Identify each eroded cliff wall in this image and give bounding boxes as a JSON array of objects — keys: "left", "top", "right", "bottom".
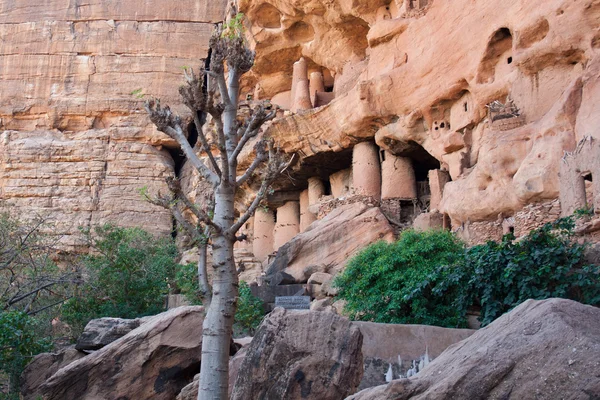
[
  {"left": 0, "top": 1, "right": 226, "bottom": 249},
  {"left": 240, "top": 0, "right": 600, "bottom": 234}
]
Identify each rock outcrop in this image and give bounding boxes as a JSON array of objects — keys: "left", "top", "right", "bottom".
[
  {"left": 37, "top": 306, "right": 204, "bottom": 400},
  {"left": 75, "top": 315, "right": 151, "bottom": 351},
  {"left": 266, "top": 203, "right": 394, "bottom": 283},
  {"left": 231, "top": 308, "right": 364, "bottom": 400},
  {"left": 354, "top": 322, "right": 475, "bottom": 390},
  {"left": 20, "top": 347, "right": 86, "bottom": 400},
  {"left": 177, "top": 343, "right": 250, "bottom": 400},
  {"left": 238, "top": 0, "right": 600, "bottom": 244},
  {"left": 347, "top": 298, "right": 600, "bottom": 400}
]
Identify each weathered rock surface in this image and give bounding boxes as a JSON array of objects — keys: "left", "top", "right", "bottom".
[
  {"left": 231, "top": 308, "right": 364, "bottom": 400},
  {"left": 347, "top": 298, "right": 600, "bottom": 400},
  {"left": 0, "top": 1, "right": 227, "bottom": 250},
  {"left": 240, "top": 0, "right": 600, "bottom": 229},
  {"left": 266, "top": 203, "right": 394, "bottom": 283},
  {"left": 353, "top": 322, "right": 475, "bottom": 390},
  {"left": 20, "top": 347, "right": 85, "bottom": 400},
  {"left": 75, "top": 315, "right": 151, "bottom": 351},
  {"left": 177, "top": 344, "right": 250, "bottom": 400},
  {"left": 37, "top": 306, "right": 204, "bottom": 400}
]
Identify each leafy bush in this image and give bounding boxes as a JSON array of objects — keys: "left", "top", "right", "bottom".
[
  {"left": 174, "top": 261, "right": 202, "bottom": 305},
  {"left": 61, "top": 225, "right": 179, "bottom": 337},
  {"left": 430, "top": 217, "right": 600, "bottom": 326},
  {"left": 336, "top": 217, "right": 600, "bottom": 329},
  {"left": 234, "top": 282, "right": 265, "bottom": 335},
  {"left": 0, "top": 311, "right": 51, "bottom": 397},
  {"left": 334, "top": 229, "right": 466, "bottom": 327}
]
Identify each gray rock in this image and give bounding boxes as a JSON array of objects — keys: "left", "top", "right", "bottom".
[
  {"left": 75, "top": 316, "right": 150, "bottom": 351},
  {"left": 231, "top": 308, "right": 364, "bottom": 400},
  {"left": 20, "top": 347, "right": 86, "bottom": 399},
  {"left": 347, "top": 299, "right": 600, "bottom": 399},
  {"left": 38, "top": 306, "right": 204, "bottom": 400}
]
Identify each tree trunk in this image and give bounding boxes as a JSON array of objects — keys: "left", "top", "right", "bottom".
[
  {"left": 197, "top": 240, "right": 211, "bottom": 307},
  {"left": 198, "top": 187, "right": 238, "bottom": 400}
]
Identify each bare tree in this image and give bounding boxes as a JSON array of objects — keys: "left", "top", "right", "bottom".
[
  {"left": 145, "top": 18, "right": 289, "bottom": 399},
  {"left": 0, "top": 209, "right": 79, "bottom": 315}
]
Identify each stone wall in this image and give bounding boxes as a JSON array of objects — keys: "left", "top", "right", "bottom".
[{"left": 456, "top": 199, "right": 562, "bottom": 245}]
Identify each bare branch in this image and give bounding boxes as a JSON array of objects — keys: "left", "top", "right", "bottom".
[
  {"left": 229, "top": 141, "right": 293, "bottom": 236},
  {"left": 193, "top": 113, "right": 222, "bottom": 177},
  {"left": 228, "top": 175, "right": 271, "bottom": 237},
  {"left": 235, "top": 141, "right": 268, "bottom": 187},
  {"left": 145, "top": 99, "right": 219, "bottom": 187},
  {"left": 229, "top": 106, "right": 276, "bottom": 165}
]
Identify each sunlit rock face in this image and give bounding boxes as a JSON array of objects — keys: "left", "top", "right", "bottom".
[
  {"left": 3, "top": 0, "right": 600, "bottom": 252},
  {"left": 0, "top": 1, "right": 227, "bottom": 249},
  {"left": 240, "top": 0, "right": 600, "bottom": 228}
]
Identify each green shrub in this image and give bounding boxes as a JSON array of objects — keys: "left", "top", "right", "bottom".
[
  {"left": 334, "top": 218, "right": 600, "bottom": 328},
  {"left": 0, "top": 311, "right": 51, "bottom": 397},
  {"left": 61, "top": 225, "right": 179, "bottom": 337},
  {"left": 234, "top": 282, "right": 265, "bottom": 335},
  {"left": 174, "top": 261, "right": 202, "bottom": 305},
  {"left": 437, "top": 217, "right": 600, "bottom": 326},
  {"left": 334, "top": 229, "right": 466, "bottom": 327}
]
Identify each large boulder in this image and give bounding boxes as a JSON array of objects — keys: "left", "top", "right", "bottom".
[
  {"left": 354, "top": 321, "right": 475, "bottom": 390},
  {"left": 20, "top": 347, "right": 86, "bottom": 399},
  {"left": 75, "top": 316, "right": 151, "bottom": 351},
  {"left": 266, "top": 203, "right": 394, "bottom": 283},
  {"left": 347, "top": 299, "right": 600, "bottom": 400},
  {"left": 231, "top": 308, "right": 364, "bottom": 400},
  {"left": 37, "top": 306, "right": 204, "bottom": 400},
  {"left": 176, "top": 344, "right": 250, "bottom": 400}
]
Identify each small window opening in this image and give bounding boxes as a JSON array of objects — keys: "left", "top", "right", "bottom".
[
  {"left": 440, "top": 122, "right": 445, "bottom": 129},
  {"left": 584, "top": 173, "right": 593, "bottom": 182},
  {"left": 464, "top": 102, "right": 468, "bottom": 112},
  {"left": 380, "top": 149, "right": 386, "bottom": 163},
  {"left": 509, "top": 226, "right": 515, "bottom": 234},
  {"left": 507, "top": 56, "right": 513, "bottom": 64},
  {"left": 323, "top": 180, "right": 332, "bottom": 196},
  {"left": 324, "top": 85, "right": 334, "bottom": 93}
]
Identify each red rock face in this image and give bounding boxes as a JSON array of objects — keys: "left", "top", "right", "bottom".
[
  {"left": 0, "top": 1, "right": 227, "bottom": 250},
  {"left": 2, "top": 0, "right": 600, "bottom": 251},
  {"left": 239, "top": 0, "right": 600, "bottom": 230}
]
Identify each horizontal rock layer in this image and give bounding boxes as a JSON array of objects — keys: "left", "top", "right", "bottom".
[{"left": 0, "top": 1, "right": 227, "bottom": 249}]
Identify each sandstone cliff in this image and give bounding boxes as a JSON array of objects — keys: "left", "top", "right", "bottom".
[
  {"left": 0, "top": 1, "right": 227, "bottom": 249},
  {"left": 2, "top": 0, "right": 600, "bottom": 252},
  {"left": 238, "top": 0, "right": 600, "bottom": 243}
]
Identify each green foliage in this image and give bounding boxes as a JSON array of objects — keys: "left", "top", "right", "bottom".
[
  {"left": 334, "top": 230, "right": 466, "bottom": 327},
  {"left": 234, "top": 282, "right": 264, "bottom": 335},
  {"left": 221, "top": 13, "right": 245, "bottom": 39},
  {"left": 175, "top": 262, "right": 203, "bottom": 305},
  {"left": 438, "top": 217, "right": 600, "bottom": 326},
  {"left": 0, "top": 311, "right": 51, "bottom": 396},
  {"left": 61, "top": 225, "right": 178, "bottom": 337},
  {"left": 574, "top": 206, "right": 594, "bottom": 217},
  {"left": 335, "top": 218, "right": 600, "bottom": 328},
  {"left": 129, "top": 88, "right": 146, "bottom": 99}
]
